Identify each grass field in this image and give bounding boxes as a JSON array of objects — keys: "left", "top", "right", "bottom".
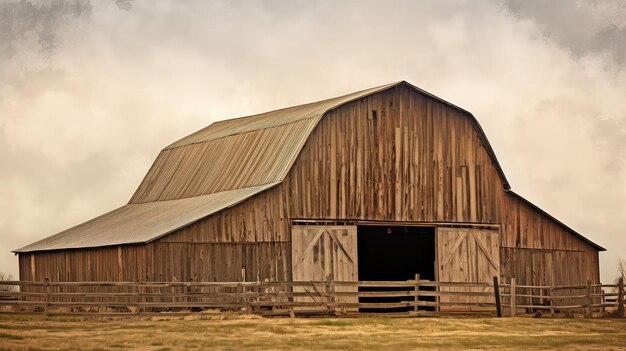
[{"left": 0, "top": 314, "right": 625, "bottom": 350}]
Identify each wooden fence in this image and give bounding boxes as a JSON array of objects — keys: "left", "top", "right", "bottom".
[
  {"left": 499, "top": 277, "right": 625, "bottom": 318},
  {"left": 0, "top": 278, "right": 623, "bottom": 318}
]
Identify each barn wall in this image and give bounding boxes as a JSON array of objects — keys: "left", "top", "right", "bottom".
[
  {"left": 144, "top": 242, "right": 290, "bottom": 282},
  {"left": 500, "top": 247, "right": 599, "bottom": 287},
  {"left": 285, "top": 85, "right": 502, "bottom": 223},
  {"left": 18, "top": 245, "right": 146, "bottom": 282},
  {"left": 148, "top": 185, "right": 291, "bottom": 282},
  {"left": 499, "top": 192, "right": 601, "bottom": 284}
]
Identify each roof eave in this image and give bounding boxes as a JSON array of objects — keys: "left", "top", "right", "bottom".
[{"left": 14, "top": 182, "right": 282, "bottom": 253}]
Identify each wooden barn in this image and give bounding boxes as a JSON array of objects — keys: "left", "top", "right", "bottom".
[{"left": 15, "top": 81, "right": 604, "bottom": 293}]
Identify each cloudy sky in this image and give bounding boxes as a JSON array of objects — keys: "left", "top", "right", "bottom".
[{"left": 1, "top": 0, "right": 624, "bottom": 282}]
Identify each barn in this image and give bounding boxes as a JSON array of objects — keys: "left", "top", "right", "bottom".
[{"left": 15, "top": 81, "right": 604, "bottom": 293}]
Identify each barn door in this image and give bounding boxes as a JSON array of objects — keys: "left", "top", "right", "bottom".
[
  {"left": 291, "top": 225, "right": 358, "bottom": 309},
  {"left": 437, "top": 227, "right": 500, "bottom": 311}
]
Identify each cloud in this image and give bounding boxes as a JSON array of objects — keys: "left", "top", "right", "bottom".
[
  {"left": 0, "top": 0, "right": 92, "bottom": 59},
  {"left": 115, "top": 0, "right": 132, "bottom": 11},
  {"left": 1, "top": 0, "right": 624, "bottom": 283},
  {"left": 500, "top": 0, "right": 626, "bottom": 65}
]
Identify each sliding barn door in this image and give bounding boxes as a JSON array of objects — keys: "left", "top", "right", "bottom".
[
  {"left": 437, "top": 227, "right": 500, "bottom": 311},
  {"left": 291, "top": 225, "right": 358, "bottom": 309}
]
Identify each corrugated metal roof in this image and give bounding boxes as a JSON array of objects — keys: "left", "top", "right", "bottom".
[
  {"left": 14, "top": 183, "right": 279, "bottom": 253},
  {"left": 129, "top": 82, "right": 401, "bottom": 203},
  {"left": 130, "top": 118, "right": 320, "bottom": 203}
]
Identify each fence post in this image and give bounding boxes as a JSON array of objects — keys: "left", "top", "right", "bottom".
[
  {"left": 134, "top": 280, "right": 140, "bottom": 316},
  {"left": 493, "top": 276, "right": 502, "bottom": 318},
  {"left": 414, "top": 274, "right": 420, "bottom": 314},
  {"left": 187, "top": 277, "right": 192, "bottom": 308},
  {"left": 329, "top": 280, "right": 336, "bottom": 315},
  {"left": 44, "top": 278, "right": 50, "bottom": 317},
  {"left": 585, "top": 280, "right": 592, "bottom": 317},
  {"left": 510, "top": 278, "right": 516, "bottom": 317},
  {"left": 600, "top": 289, "right": 606, "bottom": 314},
  {"left": 549, "top": 282, "right": 555, "bottom": 317},
  {"left": 618, "top": 278, "right": 624, "bottom": 318},
  {"left": 323, "top": 280, "right": 334, "bottom": 315},
  {"left": 240, "top": 269, "right": 249, "bottom": 313}
]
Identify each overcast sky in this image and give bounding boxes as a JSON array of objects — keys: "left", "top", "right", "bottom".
[{"left": 1, "top": 0, "right": 624, "bottom": 283}]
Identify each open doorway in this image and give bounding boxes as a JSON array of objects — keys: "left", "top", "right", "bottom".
[{"left": 357, "top": 225, "right": 436, "bottom": 312}]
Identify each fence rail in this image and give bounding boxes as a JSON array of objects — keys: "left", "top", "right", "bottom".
[
  {"left": 498, "top": 277, "right": 625, "bottom": 317},
  {"left": 0, "top": 277, "right": 623, "bottom": 318}
]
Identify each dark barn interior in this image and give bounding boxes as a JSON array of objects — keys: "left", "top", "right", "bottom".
[{"left": 358, "top": 226, "right": 436, "bottom": 312}]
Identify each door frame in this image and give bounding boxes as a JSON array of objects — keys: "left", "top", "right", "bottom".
[{"left": 290, "top": 220, "right": 501, "bottom": 284}]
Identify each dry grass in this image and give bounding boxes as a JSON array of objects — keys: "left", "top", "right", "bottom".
[{"left": 0, "top": 314, "right": 625, "bottom": 350}]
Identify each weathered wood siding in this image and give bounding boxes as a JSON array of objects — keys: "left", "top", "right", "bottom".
[
  {"left": 285, "top": 86, "right": 502, "bottom": 223},
  {"left": 19, "top": 242, "right": 289, "bottom": 283},
  {"left": 19, "top": 85, "right": 600, "bottom": 285},
  {"left": 499, "top": 192, "right": 600, "bottom": 284},
  {"left": 500, "top": 247, "right": 599, "bottom": 287},
  {"left": 145, "top": 242, "right": 289, "bottom": 282},
  {"left": 19, "top": 245, "right": 146, "bottom": 282},
  {"left": 500, "top": 192, "right": 594, "bottom": 252}
]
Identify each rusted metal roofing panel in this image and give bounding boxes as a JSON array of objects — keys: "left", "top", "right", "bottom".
[{"left": 14, "top": 183, "right": 279, "bottom": 253}]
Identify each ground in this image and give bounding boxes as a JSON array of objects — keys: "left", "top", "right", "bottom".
[{"left": 0, "top": 314, "right": 626, "bottom": 350}]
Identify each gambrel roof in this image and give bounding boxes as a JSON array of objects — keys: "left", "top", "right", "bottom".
[{"left": 18, "top": 81, "right": 601, "bottom": 253}]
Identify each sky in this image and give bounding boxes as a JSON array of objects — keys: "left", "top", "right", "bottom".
[{"left": 1, "top": 0, "right": 625, "bottom": 283}]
